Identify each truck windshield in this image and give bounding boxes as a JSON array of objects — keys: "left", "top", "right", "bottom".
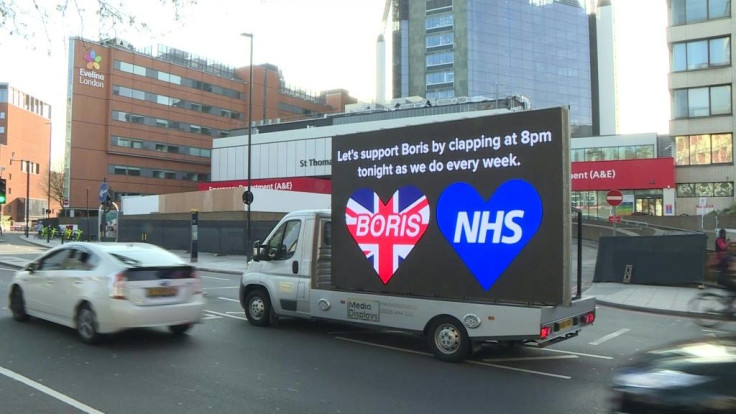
[{"left": 266, "top": 219, "right": 301, "bottom": 260}]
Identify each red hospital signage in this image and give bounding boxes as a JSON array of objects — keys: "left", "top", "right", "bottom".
[
  {"left": 571, "top": 158, "right": 674, "bottom": 191},
  {"left": 198, "top": 177, "right": 332, "bottom": 193}
]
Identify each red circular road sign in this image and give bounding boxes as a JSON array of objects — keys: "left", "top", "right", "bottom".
[{"left": 606, "top": 189, "right": 623, "bottom": 207}]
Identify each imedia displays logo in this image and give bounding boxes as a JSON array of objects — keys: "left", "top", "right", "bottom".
[{"left": 79, "top": 49, "right": 105, "bottom": 88}]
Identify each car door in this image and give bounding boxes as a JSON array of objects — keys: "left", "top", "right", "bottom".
[
  {"left": 259, "top": 218, "right": 307, "bottom": 314},
  {"left": 55, "top": 247, "right": 98, "bottom": 323},
  {"left": 24, "top": 249, "right": 72, "bottom": 317}
]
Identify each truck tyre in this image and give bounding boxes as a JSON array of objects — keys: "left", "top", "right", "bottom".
[
  {"left": 427, "top": 316, "right": 472, "bottom": 362},
  {"left": 245, "top": 289, "right": 272, "bottom": 327}
]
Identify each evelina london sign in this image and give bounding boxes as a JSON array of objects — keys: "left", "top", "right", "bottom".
[{"left": 79, "top": 49, "right": 105, "bottom": 88}]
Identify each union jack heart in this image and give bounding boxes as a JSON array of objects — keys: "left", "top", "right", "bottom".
[{"left": 345, "top": 186, "right": 430, "bottom": 284}]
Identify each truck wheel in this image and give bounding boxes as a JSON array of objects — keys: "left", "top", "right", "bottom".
[
  {"left": 427, "top": 316, "right": 471, "bottom": 362},
  {"left": 244, "top": 289, "right": 272, "bottom": 327}
]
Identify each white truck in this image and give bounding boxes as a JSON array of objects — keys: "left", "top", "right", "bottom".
[
  {"left": 239, "top": 107, "right": 596, "bottom": 362},
  {"left": 240, "top": 209, "right": 595, "bottom": 362}
]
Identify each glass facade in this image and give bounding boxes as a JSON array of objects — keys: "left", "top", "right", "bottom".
[
  {"left": 674, "top": 133, "right": 733, "bottom": 165},
  {"left": 114, "top": 60, "right": 242, "bottom": 99},
  {"left": 465, "top": 0, "right": 592, "bottom": 128},
  {"left": 673, "top": 85, "right": 732, "bottom": 118},
  {"left": 672, "top": 36, "right": 731, "bottom": 71},
  {"left": 113, "top": 85, "right": 243, "bottom": 120},
  {"left": 572, "top": 189, "right": 666, "bottom": 219},
  {"left": 670, "top": 0, "right": 730, "bottom": 25}
]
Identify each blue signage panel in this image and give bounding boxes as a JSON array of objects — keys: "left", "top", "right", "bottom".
[{"left": 99, "top": 182, "right": 109, "bottom": 203}]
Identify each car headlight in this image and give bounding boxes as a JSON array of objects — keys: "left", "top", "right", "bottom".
[{"left": 614, "top": 369, "right": 711, "bottom": 389}]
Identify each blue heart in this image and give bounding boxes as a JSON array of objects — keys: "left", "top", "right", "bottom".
[{"left": 436, "top": 180, "right": 543, "bottom": 290}]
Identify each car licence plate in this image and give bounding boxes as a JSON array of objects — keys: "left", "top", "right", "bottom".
[
  {"left": 147, "top": 287, "right": 177, "bottom": 297},
  {"left": 557, "top": 318, "right": 572, "bottom": 331}
]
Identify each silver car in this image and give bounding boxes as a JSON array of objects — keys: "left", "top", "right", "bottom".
[{"left": 8, "top": 242, "right": 205, "bottom": 343}]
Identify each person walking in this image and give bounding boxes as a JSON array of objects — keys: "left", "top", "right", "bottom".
[{"left": 715, "top": 229, "right": 736, "bottom": 292}]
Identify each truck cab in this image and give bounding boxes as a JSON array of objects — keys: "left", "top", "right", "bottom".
[{"left": 241, "top": 210, "right": 330, "bottom": 322}]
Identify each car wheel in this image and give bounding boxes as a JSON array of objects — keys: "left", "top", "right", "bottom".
[
  {"left": 244, "top": 289, "right": 272, "bottom": 327},
  {"left": 427, "top": 316, "right": 472, "bottom": 362},
  {"left": 9, "top": 286, "right": 30, "bottom": 322},
  {"left": 76, "top": 304, "right": 101, "bottom": 344},
  {"left": 688, "top": 293, "right": 726, "bottom": 328},
  {"left": 168, "top": 323, "right": 193, "bottom": 335}
]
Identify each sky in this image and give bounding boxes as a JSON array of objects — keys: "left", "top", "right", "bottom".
[{"left": 0, "top": 0, "right": 668, "bottom": 164}]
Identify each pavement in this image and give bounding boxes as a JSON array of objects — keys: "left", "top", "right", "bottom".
[{"left": 1, "top": 233, "right": 710, "bottom": 318}]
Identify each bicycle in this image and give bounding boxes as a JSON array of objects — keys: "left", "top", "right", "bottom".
[{"left": 688, "top": 283, "right": 736, "bottom": 327}]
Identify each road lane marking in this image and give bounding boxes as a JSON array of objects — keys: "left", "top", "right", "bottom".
[
  {"left": 466, "top": 360, "right": 571, "bottom": 379},
  {"left": 336, "top": 337, "right": 571, "bottom": 379},
  {"left": 702, "top": 328, "right": 729, "bottom": 334},
  {"left": 482, "top": 355, "right": 578, "bottom": 362},
  {"left": 528, "top": 347, "right": 614, "bottom": 360},
  {"left": 226, "top": 311, "right": 245, "bottom": 314},
  {"left": 327, "top": 329, "right": 407, "bottom": 335},
  {"left": 200, "top": 276, "right": 230, "bottom": 281},
  {"left": 202, "top": 313, "right": 223, "bottom": 320},
  {"left": 205, "top": 309, "right": 247, "bottom": 321},
  {"left": 0, "top": 365, "right": 104, "bottom": 414},
  {"left": 335, "top": 336, "right": 431, "bottom": 357},
  {"left": 217, "top": 297, "right": 240, "bottom": 303},
  {"left": 589, "top": 328, "right": 630, "bottom": 346}
]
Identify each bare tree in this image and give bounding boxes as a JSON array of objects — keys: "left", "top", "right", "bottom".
[
  {"left": 40, "top": 166, "right": 65, "bottom": 216},
  {"left": 1, "top": 0, "right": 195, "bottom": 45}
]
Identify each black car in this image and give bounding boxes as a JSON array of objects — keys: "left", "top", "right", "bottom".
[{"left": 612, "top": 335, "right": 736, "bottom": 413}]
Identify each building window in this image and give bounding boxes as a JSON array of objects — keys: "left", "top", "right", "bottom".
[
  {"left": 426, "top": 33, "right": 453, "bottom": 48},
  {"left": 114, "top": 60, "right": 241, "bottom": 99},
  {"left": 0, "top": 111, "right": 5, "bottom": 119},
  {"left": 570, "top": 145, "right": 654, "bottom": 161},
  {"left": 671, "top": 0, "right": 730, "bottom": 25},
  {"left": 426, "top": 0, "right": 452, "bottom": 13},
  {"left": 426, "top": 51, "right": 454, "bottom": 67},
  {"left": 0, "top": 126, "right": 4, "bottom": 134},
  {"left": 426, "top": 70, "right": 454, "bottom": 86},
  {"left": 672, "top": 37, "right": 731, "bottom": 71},
  {"left": 111, "top": 111, "right": 227, "bottom": 138},
  {"left": 426, "top": 14, "right": 453, "bottom": 31},
  {"left": 426, "top": 89, "right": 455, "bottom": 99},
  {"left": 674, "top": 133, "right": 733, "bottom": 166},
  {"left": 113, "top": 84, "right": 243, "bottom": 119},
  {"left": 673, "top": 85, "right": 732, "bottom": 118},
  {"left": 677, "top": 181, "right": 733, "bottom": 197}
]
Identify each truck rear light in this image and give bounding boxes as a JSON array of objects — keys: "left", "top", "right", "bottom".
[
  {"left": 111, "top": 273, "right": 126, "bottom": 299},
  {"left": 192, "top": 271, "right": 203, "bottom": 294},
  {"left": 582, "top": 312, "right": 595, "bottom": 324},
  {"left": 540, "top": 325, "right": 551, "bottom": 339}
]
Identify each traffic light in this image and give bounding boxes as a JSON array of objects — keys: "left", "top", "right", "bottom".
[{"left": 0, "top": 178, "right": 6, "bottom": 204}]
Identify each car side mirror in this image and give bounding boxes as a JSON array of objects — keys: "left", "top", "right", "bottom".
[
  {"left": 26, "top": 262, "right": 38, "bottom": 273},
  {"left": 252, "top": 240, "right": 266, "bottom": 262}
]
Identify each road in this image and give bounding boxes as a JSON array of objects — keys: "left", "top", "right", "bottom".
[{"left": 0, "top": 236, "right": 733, "bottom": 413}]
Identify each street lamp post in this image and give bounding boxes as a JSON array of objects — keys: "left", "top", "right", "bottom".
[
  {"left": 10, "top": 152, "right": 31, "bottom": 238},
  {"left": 241, "top": 32, "right": 254, "bottom": 254},
  {"left": 46, "top": 122, "right": 52, "bottom": 218},
  {"left": 86, "top": 188, "right": 90, "bottom": 242}
]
